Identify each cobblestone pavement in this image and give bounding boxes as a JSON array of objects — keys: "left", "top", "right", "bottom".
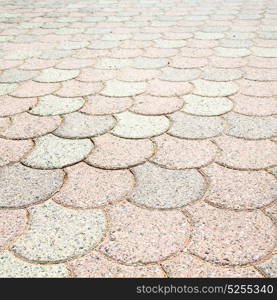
[{"left": 0, "top": 0, "right": 277, "bottom": 278}]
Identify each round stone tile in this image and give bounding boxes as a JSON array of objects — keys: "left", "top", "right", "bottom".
[
  {"left": 0, "top": 163, "right": 64, "bottom": 208},
  {"left": 186, "top": 202, "right": 276, "bottom": 265},
  {"left": 12, "top": 201, "right": 106, "bottom": 263},
  {"left": 130, "top": 162, "right": 205, "bottom": 209},
  {"left": 203, "top": 163, "right": 277, "bottom": 210},
  {"left": 238, "top": 79, "right": 277, "bottom": 97},
  {"left": 34, "top": 68, "right": 79, "bottom": 83},
  {"left": 0, "top": 138, "right": 33, "bottom": 166},
  {"left": 98, "top": 201, "right": 190, "bottom": 264},
  {"left": 69, "top": 251, "right": 164, "bottom": 278},
  {"left": 117, "top": 68, "right": 161, "bottom": 82},
  {"left": 30, "top": 95, "right": 85, "bottom": 116},
  {"left": 22, "top": 134, "right": 93, "bottom": 169},
  {"left": 225, "top": 112, "right": 277, "bottom": 139},
  {"left": 100, "top": 80, "right": 145, "bottom": 97},
  {"left": 0, "top": 69, "right": 39, "bottom": 83},
  {"left": 77, "top": 68, "right": 116, "bottom": 82},
  {"left": 151, "top": 134, "right": 218, "bottom": 169},
  {"left": 161, "top": 251, "right": 262, "bottom": 278},
  {"left": 80, "top": 95, "right": 133, "bottom": 115},
  {"left": 159, "top": 67, "right": 201, "bottom": 81},
  {"left": 168, "top": 112, "right": 225, "bottom": 139},
  {"left": 56, "top": 80, "right": 103, "bottom": 97},
  {"left": 193, "top": 79, "right": 238, "bottom": 97},
  {"left": 201, "top": 67, "right": 243, "bottom": 81},
  {"left": 0, "top": 251, "right": 69, "bottom": 278},
  {"left": 215, "top": 136, "right": 277, "bottom": 170},
  {"left": 54, "top": 112, "right": 115, "bottom": 138},
  {"left": 182, "top": 95, "right": 233, "bottom": 116},
  {"left": 111, "top": 111, "right": 170, "bottom": 139},
  {"left": 146, "top": 79, "right": 192, "bottom": 97},
  {"left": 86, "top": 134, "right": 154, "bottom": 169},
  {"left": 0, "top": 96, "right": 37, "bottom": 117},
  {"left": 0, "top": 112, "right": 61, "bottom": 139},
  {"left": 53, "top": 162, "right": 134, "bottom": 208},
  {"left": 0, "top": 83, "right": 17, "bottom": 96},
  {"left": 131, "top": 95, "right": 183, "bottom": 115}
]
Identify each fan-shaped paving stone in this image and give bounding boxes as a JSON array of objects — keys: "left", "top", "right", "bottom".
[
  {"left": 215, "top": 136, "right": 277, "bottom": 170},
  {"left": 55, "top": 58, "right": 94, "bottom": 70},
  {"left": 225, "top": 112, "right": 277, "bottom": 139},
  {"left": 168, "top": 112, "right": 224, "bottom": 139},
  {"left": 112, "top": 112, "right": 169, "bottom": 139},
  {"left": 0, "top": 83, "right": 17, "bottom": 96},
  {"left": 0, "top": 69, "right": 39, "bottom": 83},
  {"left": 34, "top": 68, "right": 79, "bottom": 83},
  {"left": 38, "top": 49, "right": 73, "bottom": 60},
  {"left": 0, "top": 163, "right": 64, "bottom": 208},
  {"left": 182, "top": 95, "right": 233, "bottom": 116},
  {"left": 88, "top": 40, "right": 119, "bottom": 49},
  {"left": 86, "top": 134, "right": 153, "bottom": 169},
  {"left": 0, "top": 96, "right": 37, "bottom": 117},
  {"left": 0, "top": 112, "right": 61, "bottom": 139},
  {"left": 132, "top": 57, "right": 168, "bottom": 69},
  {"left": 77, "top": 69, "right": 116, "bottom": 82},
  {"left": 231, "top": 94, "right": 277, "bottom": 116},
  {"left": 215, "top": 47, "right": 251, "bottom": 57},
  {"left": 95, "top": 58, "right": 131, "bottom": 70},
  {"left": 201, "top": 68, "right": 243, "bottom": 81},
  {"left": 169, "top": 57, "right": 208, "bottom": 68},
  {"left": 143, "top": 48, "right": 178, "bottom": 58},
  {"left": 0, "top": 209, "right": 26, "bottom": 250},
  {"left": 193, "top": 80, "right": 238, "bottom": 97},
  {"left": 186, "top": 202, "right": 276, "bottom": 265},
  {"left": 53, "top": 162, "right": 133, "bottom": 208},
  {"left": 131, "top": 95, "right": 183, "bottom": 115},
  {"left": 130, "top": 162, "right": 205, "bottom": 209},
  {"left": 238, "top": 79, "right": 277, "bottom": 97},
  {"left": 55, "top": 80, "right": 102, "bottom": 97},
  {"left": 151, "top": 134, "right": 217, "bottom": 169},
  {"left": 117, "top": 68, "right": 161, "bottom": 82},
  {"left": 19, "top": 58, "right": 59, "bottom": 70},
  {"left": 80, "top": 95, "right": 132, "bottom": 115},
  {"left": 242, "top": 67, "right": 277, "bottom": 81},
  {"left": 22, "top": 134, "right": 93, "bottom": 169},
  {"left": 10, "top": 81, "right": 60, "bottom": 97},
  {"left": 0, "top": 251, "right": 69, "bottom": 278},
  {"left": 154, "top": 39, "right": 187, "bottom": 48},
  {"left": 209, "top": 57, "right": 247, "bottom": 68},
  {"left": 159, "top": 67, "right": 201, "bottom": 81},
  {"left": 257, "top": 256, "right": 277, "bottom": 278},
  {"left": 12, "top": 201, "right": 106, "bottom": 263},
  {"left": 69, "top": 251, "right": 164, "bottom": 278},
  {"left": 247, "top": 56, "right": 277, "bottom": 68},
  {"left": 101, "top": 80, "right": 145, "bottom": 97},
  {"left": 98, "top": 201, "right": 190, "bottom": 264},
  {"left": 0, "top": 59, "right": 23, "bottom": 70},
  {"left": 0, "top": 138, "right": 33, "bottom": 166},
  {"left": 251, "top": 47, "right": 277, "bottom": 57},
  {"left": 203, "top": 164, "right": 277, "bottom": 210},
  {"left": 146, "top": 79, "right": 192, "bottom": 97},
  {"left": 161, "top": 252, "right": 262, "bottom": 278},
  {"left": 30, "top": 95, "right": 85, "bottom": 116},
  {"left": 54, "top": 112, "right": 115, "bottom": 138}
]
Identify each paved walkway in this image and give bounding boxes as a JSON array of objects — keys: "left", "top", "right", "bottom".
[{"left": 0, "top": 0, "right": 277, "bottom": 278}]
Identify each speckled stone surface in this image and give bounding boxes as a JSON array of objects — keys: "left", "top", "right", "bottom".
[
  {"left": 22, "top": 134, "right": 93, "bottom": 169},
  {"left": 0, "top": 251, "right": 69, "bottom": 278},
  {"left": 98, "top": 201, "right": 190, "bottom": 264},
  {"left": 1, "top": 0, "right": 277, "bottom": 278},
  {"left": 68, "top": 251, "right": 164, "bottom": 278},
  {"left": 186, "top": 202, "right": 276, "bottom": 265},
  {"left": 12, "top": 201, "right": 106, "bottom": 263},
  {"left": 0, "top": 163, "right": 64, "bottom": 208},
  {"left": 130, "top": 162, "right": 205, "bottom": 209},
  {"left": 54, "top": 112, "right": 115, "bottom": 138},
  {"left": 53, "top": 162, "right": 134, "bottom": 208}
]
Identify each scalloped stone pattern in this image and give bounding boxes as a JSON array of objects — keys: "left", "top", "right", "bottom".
[{"left": 1, "top": 0, "right": 277, "bottom": 278}]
